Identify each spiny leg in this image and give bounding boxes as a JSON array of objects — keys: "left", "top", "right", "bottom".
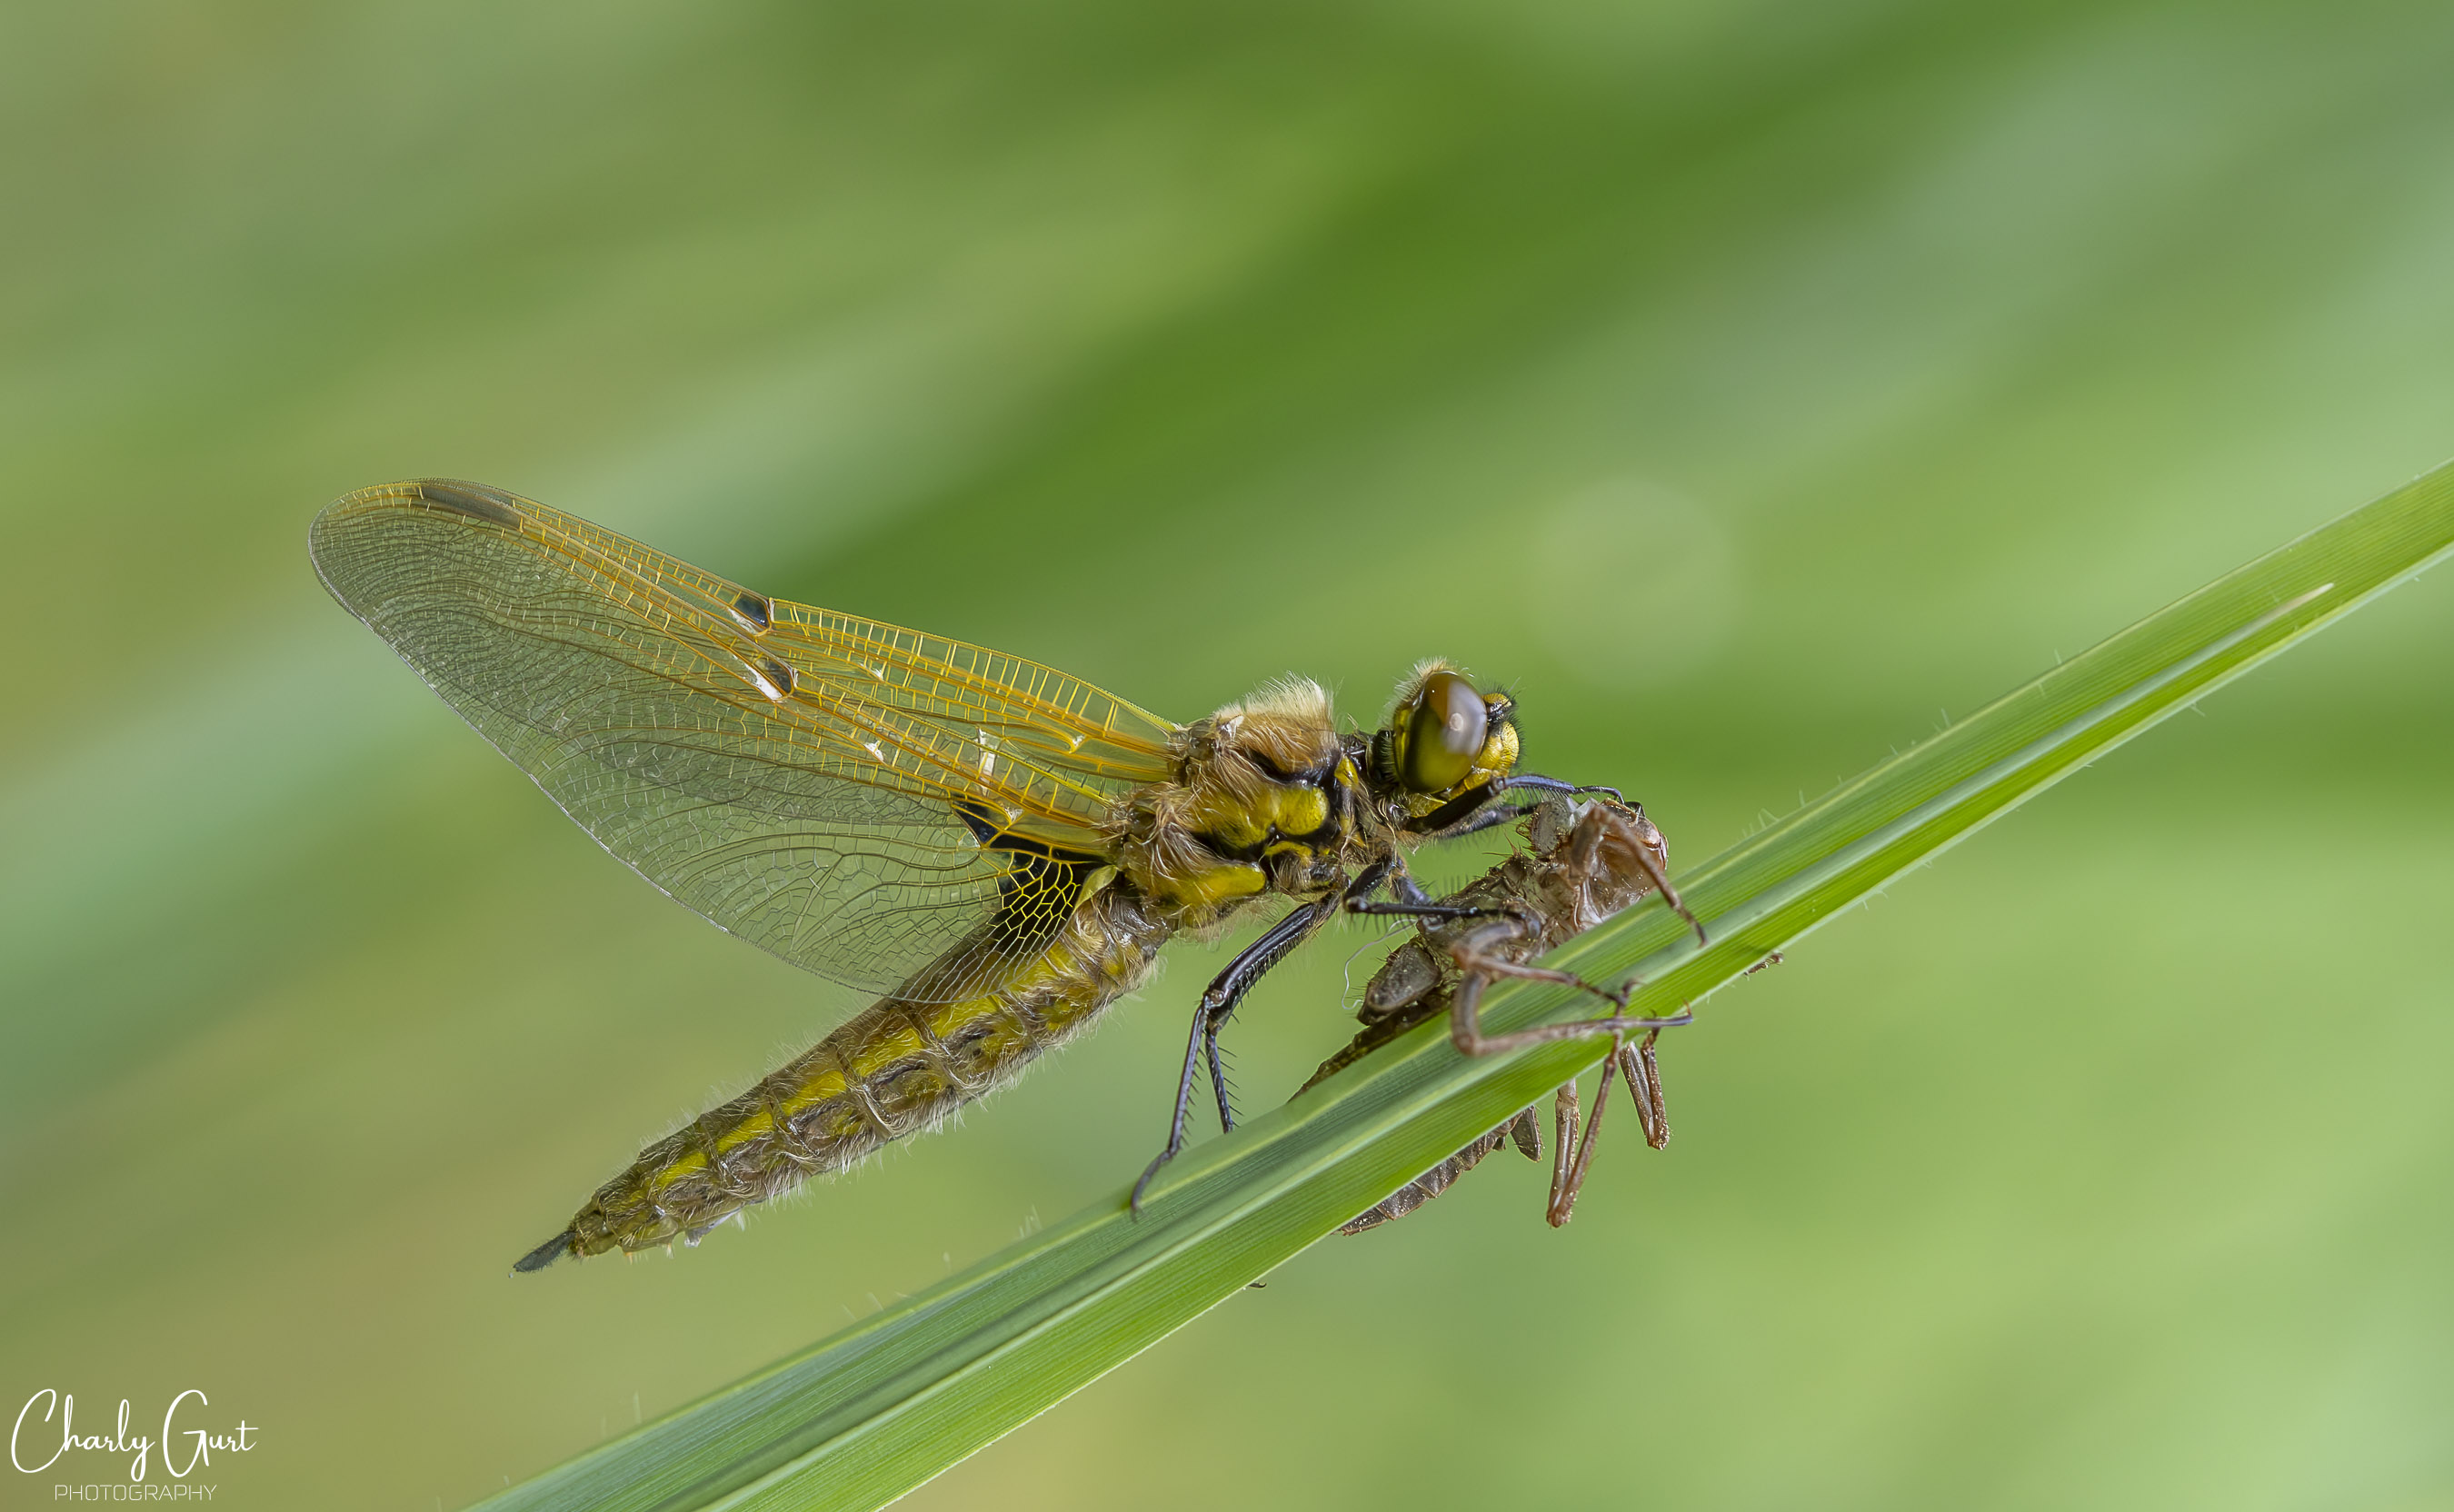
[
  {"left": 1202, "top": 1018, "right": 1235, "bottom": 1136},
  {"left": 1132, "top": 891, "right": 1341, "bottom": 1214},
  {"left": 1416, "top": 798, "right": 1542, "bottom": 843},
  {"left": 1198, "top": 888, "right": 1357, "bottom": 1135},
  {"left": 1405, "top": 773, "right": 1621, "bottom": 840},
  {"left": 1349, "top": 896, "right": 1519, "bottom": 926},
  {"left": 1346, "top": 860, "right": 1517, "bottom": 926},
  {"left": 1138, "top": 1007, "right": 1216, "bottom": 1214}
]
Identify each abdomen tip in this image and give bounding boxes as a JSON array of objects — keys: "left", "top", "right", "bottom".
[{"left": 512, "top": 1229, "right": 575, "bottom": 1274}]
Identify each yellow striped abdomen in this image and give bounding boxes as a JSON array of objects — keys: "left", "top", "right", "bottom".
[{"left": 551, "top": 881, "right": 1170, "bottom": 1263}]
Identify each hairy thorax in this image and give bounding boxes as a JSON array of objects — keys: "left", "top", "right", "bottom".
[{"left": 1108, "top": 678, "right": 1388, "bottom": 934}]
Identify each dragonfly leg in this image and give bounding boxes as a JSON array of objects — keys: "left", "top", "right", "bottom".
[
  {"left": 1350, "top": 851, "right": 1517, "bottom": 925},
  {"left": 1203, "top": 1022, "right": 1235, "bottom": 1136},
  {"left": 1485, "top": 772, "right": 1625, "bottom": 804},
  {"left": 1406, "top": 771, "right": 1630, "bottom": 838},
  {"left": 1348, "top": 858, "right": 1514, "bottom": 921},
  {"left": 1417, "top": 799, "right": 1544, "bottom": 842},
  {"left": 1132, "top": 890, "right": 1342, "bottom": 1215},
  {"left": 1132, "top": 1011, "right": 1214, "bottom": 1215},
  {"left": 1349, "top": 895, "right": 1520, "bottom": 925}
]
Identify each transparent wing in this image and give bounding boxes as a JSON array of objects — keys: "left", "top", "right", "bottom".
[{"left": 309, "top": 479, "right": 1181, "bottom": 1000}]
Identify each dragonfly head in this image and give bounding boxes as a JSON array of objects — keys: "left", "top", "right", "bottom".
[{"left": 1372, "top": 661, "right": 1520, "bottom": 813}]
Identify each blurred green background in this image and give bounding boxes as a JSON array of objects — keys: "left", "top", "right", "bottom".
[{"left": 5, "top": 0, "right": 2452, "bottom": 1507}]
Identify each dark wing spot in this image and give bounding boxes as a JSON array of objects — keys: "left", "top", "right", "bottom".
[
  {"left": 952, "top": 800, "right": 1001, "bottom": 846},
  {"left": 913, "top": 800, "right": 1104, "bottom": 1000},
  {"left": 760, "top": 655, "right": 796, "bottom": 698},
  {"left": 733, "top": 592, "right": 773, "bottom": 632},
  {"left": 414, "top": 480, "right": 523, "bottom": 527}
]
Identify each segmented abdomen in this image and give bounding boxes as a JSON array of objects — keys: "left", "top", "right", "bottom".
[
  {"left": 1338, "top": 1109, "right": 1541, "bottom": 1234},
  {"left": 561, "top": 881, "right": 1168, "bottom": 1260}
]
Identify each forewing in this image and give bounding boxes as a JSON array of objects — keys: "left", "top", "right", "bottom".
[{"left": 309, "top": 479, "right": 1179, "bottom": 1000}]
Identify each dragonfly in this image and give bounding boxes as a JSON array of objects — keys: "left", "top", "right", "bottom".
[
  {"left": 308, "top": 479, "right": 1643, "bottom": 1272},
  {"left": 1292, "top": 793, "right": 1709, "bottom": 1231}
]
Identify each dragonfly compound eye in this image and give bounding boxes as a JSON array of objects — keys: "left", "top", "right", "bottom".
[{"left": 1401, "top": 671, "right": 1490, "bottom": 794}]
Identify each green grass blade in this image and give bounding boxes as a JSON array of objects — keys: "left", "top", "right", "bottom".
[{"left": 474, "top": 460, "right": 2454, "bottom": 1512}]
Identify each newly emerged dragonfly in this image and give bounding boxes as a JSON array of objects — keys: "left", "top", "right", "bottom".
[
  {"left": 308, "top": 480, "right": 1639, "bottom": 1271},
  {"left": 1295, "top": 794, "right": 1705, "bottom": 1232}
]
